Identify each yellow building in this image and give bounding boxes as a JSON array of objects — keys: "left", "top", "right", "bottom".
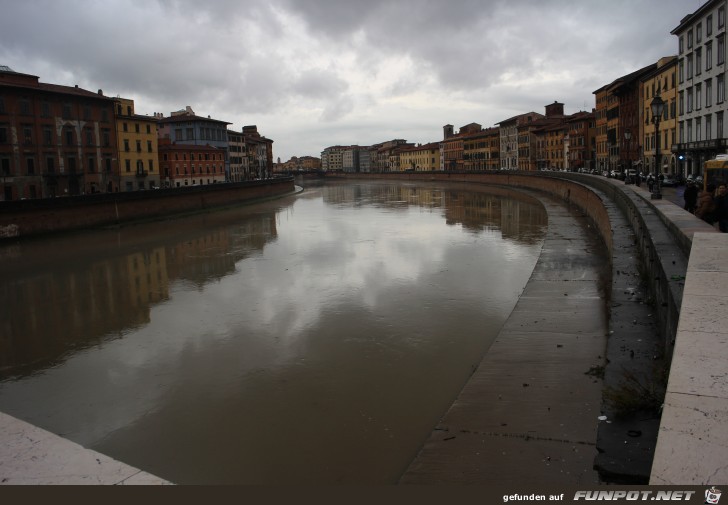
[
  {"left": 115, "top": 98, "right": 160, "bottom": 191},
  {"left": 640, "top": 56, "right": 678, "bottom": 176},
  {"left": 399, "top": 142, "right": 441, "bottom": 171}
]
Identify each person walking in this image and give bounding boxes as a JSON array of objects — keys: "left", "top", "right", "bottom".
[
  {"left": 715, "top": 183, "right": 728, "bottom": 232},
  {"left": 683, "top": 181, "right": 699, "bottom": 214},
  {"left": 695, "top": 183, "right": 717, "bottom": 224}
]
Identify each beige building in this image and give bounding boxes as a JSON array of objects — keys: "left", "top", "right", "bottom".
[{"left": 399, "top": 142, "right": 440, "bottom": 171}]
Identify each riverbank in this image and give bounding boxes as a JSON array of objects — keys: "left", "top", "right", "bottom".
[{"left": 0, "top": 177, "right": 296, "bottom": 240}]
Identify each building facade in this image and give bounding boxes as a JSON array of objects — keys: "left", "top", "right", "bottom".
[
  {"left": 565, "top": 111, "right": 596, "bottom": 172},
  {"left": 321, "top": 146, "right": 345, "bottom": 172},
  {"left": 158, "top": 138, "right": 225, "bottom": 187},
  {"left": 157, "top": 107, "right": 232, "bottom": 180},
  {"left": 0, "top": 66, "right": 118, "bottom": 200},
  {"left": 672, "top": 0, "right": 728, "bottom": 176},
  {"left": 462, "top": 127, "right": 499, "bottom": 171},
  {"left": 640, "top": 57, "right": 679, "bottom": 176},
  {"left": 497, "top": 112, "right": 543, "bottom": 170},
  {"left": 115, "top": 97, "right": 160, "bottom": 191},
  {"left": 399, "top": 142, "right": 440, "bottom": 171}
]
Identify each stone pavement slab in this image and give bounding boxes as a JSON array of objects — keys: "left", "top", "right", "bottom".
[{"left": 0, "top": 412, "right": 170, "bottom": 485}]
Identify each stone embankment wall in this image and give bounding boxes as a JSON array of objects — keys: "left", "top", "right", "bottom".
[{"left": 0, "top": 178, "right": 295, "bottom": 239}]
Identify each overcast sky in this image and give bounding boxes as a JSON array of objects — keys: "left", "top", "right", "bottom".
[{"left": 0, "top": 0, "right": 704, "bottom": 161}]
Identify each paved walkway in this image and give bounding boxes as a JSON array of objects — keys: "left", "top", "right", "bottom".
[
  {"left": 650, "top": 231, "right": 728, "bottom": 484},
  {"left": 0, "top": 412, "right": 170, "bottom": 485},
  {"left": 400, "top": 192, "right": 608, "bottom": 485}
]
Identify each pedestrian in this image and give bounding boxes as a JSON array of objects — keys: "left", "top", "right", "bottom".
[
  {"left": 695, "top": 183, "right": 717, "bottom": 224},
  {"left": 715, "top": 183, "right": 728, "bottom": 233},
  {"left": 683, "top": 181, "right": 699, "bottom": 214},
  {"left": 647, "top": 175, "right": 654, "bottom": 192},
  {"left": 635, "top": 172, "right": 642, "bottom": 187}
]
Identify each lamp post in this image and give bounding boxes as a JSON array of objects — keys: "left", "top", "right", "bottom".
[
  {"left": 650, "top": 95, "right": 665, "bottom": 199},
  {"left": 624, "top": 129, "right": 632, "bottom": 184}
]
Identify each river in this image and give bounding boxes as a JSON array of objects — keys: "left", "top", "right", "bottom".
[{"left": 0, "top": 179, "right": 548, "bottom": 484}]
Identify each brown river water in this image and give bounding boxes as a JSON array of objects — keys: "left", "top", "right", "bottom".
[{"left": 0, "top": 180, "right": 548, "bottom": 484}]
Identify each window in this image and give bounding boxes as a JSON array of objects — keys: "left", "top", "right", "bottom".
[
  {"left": 146, "top": 124, "right": 151, "bottom": 134},
  {"left": 707, "top": 115, "right": 713, "bottom": 140},
  {"left": 719, "top": 74, "right": 725, "bottom": 103},
  {"left": 688, "top": 29, "right": 693, "bottom": 49},
  {"left": 46, "top": 157, "right": 55, "bottom": 173},
  {"left": 718, "top": 112, "right": 724, "bottom": 138},
  {"left": 148, "top": 159, "right": 154, "bottom": 173},
  {"left": 67, "top": 157, "right": 76, "bottom": 173},
  {"left": 102, "top": 129, "right": 110, "bottom": 147},
  {"left": 679, "top": 121, "right": 685, "bottom": 143},
  {"left": 65, "top": 128, "right": 74, "bottom": 146},
  {"left": 680, "top": 36, "right": 684, "bottom": 54},
  {"left": 147, "top": 140, "right": 152, "bottom": 153},
  {"left": 125, "top": 159, "right": 131, "bottom": 172},
  {"left": 679, "top": 59, "right": 685, "bottom": 83},
  {"left": 19, "top": 99, "right": 30, "bottom": 115},
  {"left": 105, "top": 157, "right": 112, "bottom": 173},
  {"left": 41, "top": 102, "right": 50, "bottom": 117},
  {"left": 135, "top": 123, "right": 140, "bottom": 133},
  {"left": 708, "top": 14, "right": 713, "bottom": 36},
  {"left": 83, "top": 106, "right": 91, "bottom": 120},
  {"left": 23, "top": 126, "right": 32, "bottom": 144},
  {"left": 0, "top": 96, "right": 4, "bottom": 114},
  {"left": 86, "top": 129, "right": 94, "bottom": 146},
  {"left": 687, "top": 54, "right": 694, "bottom": 79},
  {"left": 720, "top": 6, "right": 725, "bottom": 28},
  {"left": 688, "top": 87, "right": 694, "bottom": 112},
  {"left": 88, "top": 157, "right": 95, "bottom": 173},
  {"left": 62, "top": 103, "right": 71, "bottom": 119},
  {"left": 123, "top": 122, "right": 128, "bottom": 132},
  {"left": 707, "top": 79, "right": 713, "bottom": 107},
  {"left": 697, "top": 83, "right": 703, "bottom": 109},
  {"left": 719, "top": 34, "right": 725, "bottom": 65},
  {"left": 26, "top": 158, "right": 35, "bottom": 175},
  {"left": 707, "top": 41, "right": 713, "bottom": 70},
  {"left": 124, "top": 139, "right": 130, "bottom": 152},
  {"left": 1, "top": 157, "right": 10, "bottom": 176},
  {"left": 696, "top": 48, "right": 702, "bottom": 75},
  {"left": 0, "top": 125, "right": 6, "bottom": 143},
  {"left": 696, "top": 117, "right": 702, "bottom": 141},
  {"left": 136, "top": 140, "right": 141, "bottom": 152},
  {"left": 687, "top": 119, "right": 693, "bottom": 142}
]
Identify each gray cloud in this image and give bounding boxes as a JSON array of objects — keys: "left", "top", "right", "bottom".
[{"left": 0, "top": 0, "right": 694, "bottom": 160}]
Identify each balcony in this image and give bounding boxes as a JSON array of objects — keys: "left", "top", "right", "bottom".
[
  {"left": 673, "top": 139, "right": 728, "bottom": 152},
  {"left": 135, "top": 170, "right": 148, "bottom": 178}
]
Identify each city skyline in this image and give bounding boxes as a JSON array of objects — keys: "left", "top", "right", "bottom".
[{"left": 0, "top": 0, "right": 697, "bottom": 161}]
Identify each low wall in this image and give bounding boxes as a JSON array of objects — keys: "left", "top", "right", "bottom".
[{"left": 0, "top": 177, "right": 296, "bottom": 239}]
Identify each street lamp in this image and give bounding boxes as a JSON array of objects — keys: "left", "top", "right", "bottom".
[
  {"left": 650, "top": 95, "right": 665, "bottom": 200},
  {"left": 624, "top": 129, "right": 632, "bottom": 184}
]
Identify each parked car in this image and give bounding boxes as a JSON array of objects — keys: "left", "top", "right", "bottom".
[{"left": 661, "top": 175, "right": 677, "bottom": 187}]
